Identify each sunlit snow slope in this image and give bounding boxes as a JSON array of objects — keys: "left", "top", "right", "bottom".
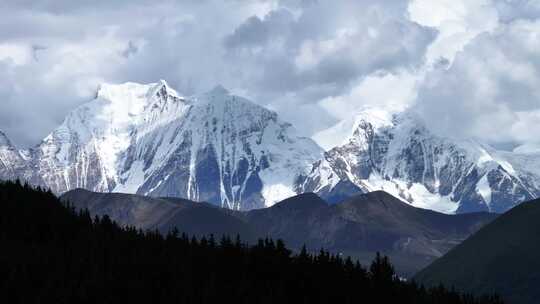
[
  {"left": 1, "top": 83, "right": 539, "bottom": 214},
  {"left": 298, "top": 108, "right": 540, "bottom": 214},
  {"left": 23, "top": 81, "right": 322, "bottom": 210},
  {"left": 0, "top": 131, "right": 27, "bottom": 181}
]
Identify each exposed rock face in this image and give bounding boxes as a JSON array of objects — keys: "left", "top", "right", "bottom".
[
  {"left": 2, "top": 83, "right": 539, "bottom": 213},
  {"left": 0, "top": 131, "right": 24, "bottom": 181},
  {"left": 8, "top": 81, "right": 322, "bottom": 210},
  {"left": 298, "top": 109, "right": 540, "bottom": 214}
]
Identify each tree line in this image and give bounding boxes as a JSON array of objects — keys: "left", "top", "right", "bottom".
[{"left": 0, "top": 180, "right": 503, "bottom": 304}]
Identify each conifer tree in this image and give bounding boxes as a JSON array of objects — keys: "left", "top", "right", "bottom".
[{"left": 0, "top": 180, "right": 504, "bottom": 304}]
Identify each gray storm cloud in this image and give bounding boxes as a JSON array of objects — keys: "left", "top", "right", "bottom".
[
  {"left": 1, "top": 0, "right": 540, "bottom": 149},
  {"left": 413, "top": 19, "right": 540, "bottom": 147},
  {"left": 0, "top": 0, "right": 435, "bottom": 147}
]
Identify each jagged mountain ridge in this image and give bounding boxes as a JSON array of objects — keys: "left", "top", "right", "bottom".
[
  {"left": 0, "top": 131, "right": 25, "bottom": 181},
  {"left": 2, "top": 81, "right": 322, "bottom": 210},
  {"left": 298, "top": 108, "right": 540, "bottom": 213},
  {"left": 1, "top": 82, "right": 539, "bottom": 213}
]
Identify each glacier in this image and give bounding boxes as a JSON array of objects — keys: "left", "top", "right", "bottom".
[
  {"left": 297, "top": 108, "right": 540, "bottom": 213},
  {"left": 4, "top": 81, "right": 322, "bottom": 210},
  {"left": 0, "top": 131, "right": 26, "bottom": 181},
  {"left": 1, "top": 82, "right": 539, "bottom": 213}
]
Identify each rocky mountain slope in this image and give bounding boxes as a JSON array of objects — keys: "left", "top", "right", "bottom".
[
  {"left": 299, "top": 108, "right": 540, "bottom": 213},
  {"left": 4, "top": 81, "right": 322, "bottom": 210},
  {"left": 1, "top": 82, "right": 539, "bottom": 213},
  {"left": 0, "top": 131, "right": 22, "bottom": 180},
  {"left": 61, "top": 189, "right": 496, "bottom": 276}
]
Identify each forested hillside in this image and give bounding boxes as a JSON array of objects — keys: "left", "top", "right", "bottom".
[{"left": 0, "top": 180, "right": 502, "bottom": 304}]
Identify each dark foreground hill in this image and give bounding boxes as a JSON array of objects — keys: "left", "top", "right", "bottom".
[
  {"left": 414, "top": 197, "right": 540, "bottom": 304},
  {"left": 247, "top": 191, "right": 497, "bottom": 275},
  {"left": 62, "top": 189, "right": 497, "bottom": 276},
  {"left": 60, "top": 189, "right": 257, "bottom": 240},
  {"left": 0, "top": 180, "right": 502, "bottom": 304}
]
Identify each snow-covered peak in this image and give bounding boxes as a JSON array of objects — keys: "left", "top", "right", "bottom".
[
  {"left": 95, "top": 81, "right": 183, "bottom": 109},
  {"left": 313, "top": 107, "right": 397, "bottom": 151},
  {"left": 149, "top": 80, "right": 182, "bottom": 99},
  {"left": 0, "top": 130, "right": 26, "bottom": 182},
  {"left": 303, "top": 107, "right": 540, "bottom": 214},
  {"left": 28, "top": 80, "right": 323, "bottom": 210},
  {"left": 351, "top": 107, "right": 395, "bottom": 133},
  {"left": 34, "top": 81, "right": 191, "bottom": 192}
]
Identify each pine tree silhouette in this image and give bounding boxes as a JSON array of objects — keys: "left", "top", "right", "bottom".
[{"left": 0, "top": 180, "right": 504, "bottom": 304}]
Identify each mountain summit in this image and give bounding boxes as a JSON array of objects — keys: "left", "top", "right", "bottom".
[
  {"left": 298, "top": 108, "right": 540, "bottom": 213},
  {"left": 1, "top": 84, "right": 539, "bottom": 213},
  {"left": 11, "top": 81, "right": 322, "bottom": 210},
  {"left": 0, "top": 131, "right": 27, "bottom": 182}
]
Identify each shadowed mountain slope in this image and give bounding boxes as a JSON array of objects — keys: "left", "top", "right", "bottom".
[
  {"left": 414, "top": 198, "right": 540, "bottom": 304},
  {"left": 61, "top": 189, "right": 497, "bottom": 276},
  {"left": 61, "top": 189, "right": 256, "bottom": 240},
  {"left": 0, "top": 180, "right": 503, "bottom": 304}
]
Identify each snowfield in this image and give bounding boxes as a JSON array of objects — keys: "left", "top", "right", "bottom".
[{"left": 1, "top": 82, "right": 539, "bottom": 213}]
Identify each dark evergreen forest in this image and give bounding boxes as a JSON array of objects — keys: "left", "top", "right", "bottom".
[{"left": 0, "top": 180, "right": 503, "bottom": 304}]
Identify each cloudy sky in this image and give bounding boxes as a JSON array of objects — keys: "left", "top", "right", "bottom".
[{"left": 1, "top": 0, "right": 540, "bottom": 151}]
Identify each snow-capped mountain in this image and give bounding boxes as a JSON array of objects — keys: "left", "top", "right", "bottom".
[
  {"left": 297, "top": 108, "right": 540, "bottom": 214},
  {"left": 0, "top": 131, "right": 32, "bottom": 182},
  {"left": 21, "top": 81, "right": 322, "bottom": 210},
  {"left": 1, "top": 82, "right": 539, "bottom": 214}
]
